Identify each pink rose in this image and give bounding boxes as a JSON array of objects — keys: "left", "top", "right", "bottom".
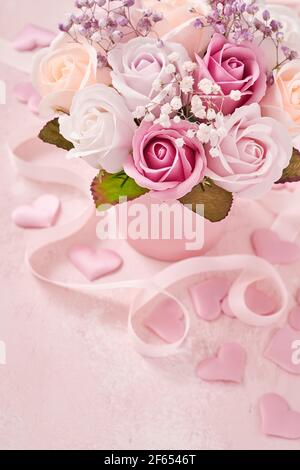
[
  {"left": 33, "top": 34, "right": 111, "bottom": 116},
  {"left": 124, "top": 121, "right": 207, "bottom": 200},
  {"left": 206, "top": 104, "right": 293, "bottom": 198},
  {"left": 261, "top": 60, "right": 300, "bottom": 151},
  {"left": 194, "top": 34, "right": 267, "bottom": 115},
  {"left": 108, "top": 37, "right": 190, "bottom": 112},
  {"left": 142, "top": 0, "right": 212, "bottom": 58}
]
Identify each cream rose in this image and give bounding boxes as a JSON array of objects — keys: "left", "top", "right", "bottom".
[
  {"left": 59, "top": 85, "right": 136, "bottom": 173},
  {"left": 142, "top": 0, "right": 211, "bottom": 58},
  {"left": 261, "top": 60, "right": 300, "bottom": 151},
  {"left": 32, "top": 33, "right": 111, "bottom": 116}
]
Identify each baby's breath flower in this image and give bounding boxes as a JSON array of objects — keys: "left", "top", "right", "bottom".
[
  {"left": 132, "top": 106, "right": 146, "bottom": 119},
  {"left": 229, "top": 90, "right": 242, "bottom": 101},
  {"left": 198, "top": 78, "right": 213, "bottom": 95},
  {"left": 170, "top": 96, "right": 182, "bottom": 110},
  {"left": 180, "top": 76, "right": 194, "bottom": 94},
  {"left": 175, "top": 138, "right": 185, "bottom": 148}
]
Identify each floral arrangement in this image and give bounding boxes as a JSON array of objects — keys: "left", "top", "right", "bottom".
[{"left": 33, "top": 0, "right": 300, "bottom": 222}]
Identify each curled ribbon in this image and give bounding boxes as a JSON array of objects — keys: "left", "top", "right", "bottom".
[{"left": 6, "top": 129, "right": 290, "bottom": 357}]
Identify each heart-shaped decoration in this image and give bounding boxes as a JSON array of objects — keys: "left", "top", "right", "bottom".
[
  {"left": 12, "top": 194, "right": 60, "bottom": 229},
  {"left": 251, "top": 228, "right": 300, "bottom": 265},
  {"left": 189, "top": 278, "right": 231, "bottom": 321},
  {"left": 69, "top": 245, "right": 123, "bottom": 282},
  {"left": 197, "top": 343, "right": 247, "bottom": 383},
  {"left": 222, "top": 285, "right": 276, "bottom": 318},
  {"left": 13, "top": 82, "right": 41, "bottom": 115},
  {"left": 289, "top": 306, "right": 300, "bottom": 331},
  {"left": 144, "top": 298, "right": 185, "bottom": 344},
  {"left": 264, "top": 326, "right": 300, "bottom": 375},
  {"left": 13, "top": 24, "right": 55, "bottom": 51},
  {"left": 259, "top": 393, "right": 300, "bottom": 439}
]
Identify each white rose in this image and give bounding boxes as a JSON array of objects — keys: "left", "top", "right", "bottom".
[
  {"left": 59, "top": 84, "right": 136, "bottom": 173},
  {"left": 107, "top": 37, "right": 190, "bottom": 112}
]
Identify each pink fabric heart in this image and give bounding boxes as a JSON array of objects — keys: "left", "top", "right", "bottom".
[
  {"left": 12, "top": 194, "right": 60, "bottom": 229},
  {"left": 259, "top": 393, "right": 300, "bottom": 440},
  {"left": 13, "top": 24, "right": 55, "bottom": 51},
  {"left": 251, "top": 228, "right": 300, "bottom": 265},
  {"left": 197, "top": 342, "right": 247, "bottom": 383},
  {"left": 289, "top": 306, "right": 300, "bottom": 331},
  {"left": 222, "top": 285, "right": 276, "bottom": 318},
  {"left": 68, "top": 245, "right": 123, "bottom": 282},
  {"left": 189, "top": 278, "right": 231, "bottom": 321},
  {"left": 144, "top": 298, "right": 185, "bottom": 344},
  {"left": 264, "top": 326, "right": 300, "bottom": 375},
  {"left": 13, "top": 82, "right": 41, "bottom": 115}
]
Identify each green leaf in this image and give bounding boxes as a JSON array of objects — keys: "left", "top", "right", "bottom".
[
  {"left": 276, "top": 148, "right": 300, "bottom": 184},
  {"left": 91, "top": 170, "right": 149, "bottom": 208},
  {"left": 179, "top": 179, "right": 233, "bottom": 223},
  {"left": 38, "top": 118, "right": 74, "bottom": 151}
]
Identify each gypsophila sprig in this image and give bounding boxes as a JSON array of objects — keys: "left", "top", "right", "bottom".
[{"left": 59, "top": 0, "right": 164, "bottom": 67}]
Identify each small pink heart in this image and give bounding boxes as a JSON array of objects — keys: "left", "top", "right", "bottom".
[
  {"left": 13, "top": 82, "right": 41, "bottom": 115},
  {"left": 222, "top": 285, "right": 276, "bottom": 318},
  {"left": 289, "top": 305, "right": 300, "bottom": 331},
  {"left": 144, "top": 298, "right": 185, "bottom": 344},
  {"left": 251, "top": 228, "right": 300, "bottom": 265},
  {"left": 197, "top": 343, "right": 247, "bottom": 383},
  {"left": 259, "top": 393, "right": 300, "bottom": 440},
  {"left": 264, "top": 326, "right": 300, "bottom": 375},
  {"left": 69, "top": 245, "right": 123, "bottom": 282},
  {"left": 13, "top": 24, "right": 55, "bottom": 51},
  {"left": 12, "top": 194, "right": 60, "bottom": 229},
  {"left": 189, "top": 278, "right": 231, "bottom": 321}
]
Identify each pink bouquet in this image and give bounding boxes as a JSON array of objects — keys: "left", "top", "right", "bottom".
[{"left": 33, "top": 0, "right": 300, "bottom": 222}]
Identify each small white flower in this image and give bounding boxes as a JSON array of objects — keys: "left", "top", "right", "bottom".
[
  {"left": 132, "top": 106, "right": 146, "bottom": 119},
  {"left": 183, "top": 61, "right": 197, "bottom": 73},
  {"left": 212, "top": 83, "right": 221, "bottom": 94},
  {"left": 229, "top": 90, "right": 242, "bottom": 101},
  {"left": 173, "top": 115, "right": 181, "bottom": 124},
  {"left": 152, "top": 79, "right": 163, "bottom": 91},
  {"left": 161, "top": 103, "right": 173, "bottom": 115},
  {"left": 217, "top": 126, "right": 227, "bottom": 139},
  {"left": 195, "top": 108, "right": 206, "bottom": 119},
  {"left": 186, "top": 129, "right": 196, "bottom": 138},
  {"left": 170, "top": 96, "right": 182, "bottom": 110},
  {"left": 210, "top": 147, "right": 220, "bottom": 158},
  {"left": 180, "top": 76, "right": 194, "bottom": 94},
  {"left": 144, "top": 112, "right": 155, "bottom": 122},
  {"left": 156, "top": 114, "right": 171, "bottom": 128},
  {"left": 168, "top": 52, "right": 180, "bottom": 63},
  {"left": 198, "top": 78, "right": 213, "bottom": 95},
  {"left": 165, "top": 63, "right": 176, "bottom": 74},
  {"left": 206, "top": 108, "right": 216, "bottom": 120},
  {"left": 175, "top": 138, "right": 185, "bottom": 148},
  {"left": 197, "top": 123, "right": 211, "bottom": 144}
]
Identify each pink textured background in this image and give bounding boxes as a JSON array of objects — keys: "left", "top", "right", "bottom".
[{"left": 1, "top": 0, "right": 300, "bottom": 450}]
